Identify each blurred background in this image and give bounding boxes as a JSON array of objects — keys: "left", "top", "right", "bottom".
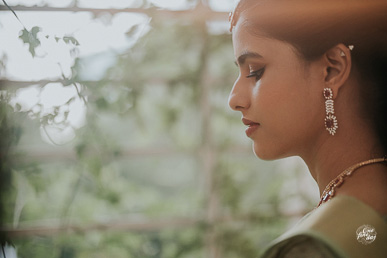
[{"left": 0, "top": 0, "right": 319, "bottom": 257}]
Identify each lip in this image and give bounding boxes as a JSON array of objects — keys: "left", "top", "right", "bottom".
[{"left": 242, "top": 118, "right": 260, "bottom": 137}]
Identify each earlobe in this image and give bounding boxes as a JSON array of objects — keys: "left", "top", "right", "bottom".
[{"left": 323, "top": 44, "right": 352, "bottom": 99}]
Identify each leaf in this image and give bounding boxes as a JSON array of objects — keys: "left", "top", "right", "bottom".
[
  {"left": 65, "top": 97, "right": 76, "bottom": 105},
  {"left": 15, "top": 103, "right": 22, "bottom": 112},
  {"left": 62, "top": 78, "right": 72, "bottom": 86},
  {"left": 19, "top": 26, "right": 41, "bottom": 57},
  {"left": 63, "top": 36, "right": 80, "bottom": 46},
  {"left": 125, "top": 24, "right": 140, "bottom": 38},
  {"left": 31, "top": 26, "right": 40, "bottom": 36},
  {"left": 75, "top": 142, "right": 87, "bottom": 157},
  {"left": 96, "top": 97, "right": 108, "bottom": 110},
  {"left": 64, "top": 111, "right": 70, "bottom": 120},
  {"left": 70, "top": 47, "right": 80, "bottom": 57}
]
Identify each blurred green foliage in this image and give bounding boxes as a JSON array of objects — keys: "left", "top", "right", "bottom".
[{"left": 0, "top": 7, "right": 317, "bottom": 258}]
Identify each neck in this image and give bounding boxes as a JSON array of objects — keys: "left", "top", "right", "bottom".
[
  {"left": 296, "top": 79, "right": 387, "bottom": 214},
  {"left": 300, "top": 120, "right": 384, "bottom": 197}
]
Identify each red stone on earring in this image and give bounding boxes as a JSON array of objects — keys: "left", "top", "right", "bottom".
[
  {"left": 323, "top": 88, "right": 338, "bottom": 135},
  {"left": 324, "top": 113, "right": 338, "bottom": 135},
  {"left": 323, "top": 88, "right": 332, "bottom": 99},
  {"left": 325, "top": 119, "right": 334, "bottom": 129}
]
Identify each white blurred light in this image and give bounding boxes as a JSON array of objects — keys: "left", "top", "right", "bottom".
[
  {"left": 209, "top": 0, "right": 238, "bottom": 12},
  {"left": 148, "top": 0, "right": 195, "bottom": 10},
  {"left": 0, "top": 0, "right": 232, "bottom": 145},
  {"left": 11, "top": 83, "right": 87, "bottom": 145},
  {"left": 10, "top": 85, "right": 40, "bottom": 111},
  {"left": 77, "top": 0, "right": 140, "bottom": 9}
]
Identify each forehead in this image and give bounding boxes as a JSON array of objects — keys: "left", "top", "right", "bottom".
[
  {"left": 231, "top": 14, "right": 270, "bottom": 56},
  {"left": 231, "top": 2, "right": 275, "bottom": 52},
  {"left": 231, "top": 13, "right": 300, "bottom": 65}
]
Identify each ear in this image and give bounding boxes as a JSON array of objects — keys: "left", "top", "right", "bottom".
[{"left": 322, "top": 44, "right": 352, "bottom": 99}]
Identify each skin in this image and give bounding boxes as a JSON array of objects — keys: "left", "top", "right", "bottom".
[{"left": 229, "top": 10, "right": 387, "bottom": 215}]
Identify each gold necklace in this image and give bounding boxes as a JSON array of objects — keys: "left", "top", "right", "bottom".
[{"left": 316, "top": 156, "right": 387, "bottom": 208}]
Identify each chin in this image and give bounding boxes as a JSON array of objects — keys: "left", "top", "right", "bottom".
[{"left": 252, "top": 142, "right": 289, "bottom": 161}]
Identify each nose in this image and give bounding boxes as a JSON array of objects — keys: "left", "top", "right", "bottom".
[{"left": 228, "top": 76, "right": 250, "bottom": 111}]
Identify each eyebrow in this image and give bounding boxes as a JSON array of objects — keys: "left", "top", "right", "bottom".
[{"left": 235, "top": 51, "right": 263, "bottom": 66}]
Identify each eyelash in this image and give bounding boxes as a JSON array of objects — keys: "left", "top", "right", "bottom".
[{"left": 246, "top": 67, "right": 265, "bottom": 81}]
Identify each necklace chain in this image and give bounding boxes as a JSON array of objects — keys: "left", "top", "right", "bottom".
[{"left": 316, "top": 156, "right": 387, "bottom": 208}]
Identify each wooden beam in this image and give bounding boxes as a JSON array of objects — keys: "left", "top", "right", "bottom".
[
  {"left": 0, "top": 5, "right": 229, "bottom": 21},
  {"left": 1, "top": 210, "right": 308, "bottom": 238},
  {"left": 1, "top": 217, "right": 201, "bottom": 238}
]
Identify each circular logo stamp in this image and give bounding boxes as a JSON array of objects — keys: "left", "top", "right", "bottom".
[{"left": 356, "top": 224, "right": 377, "bottom": 245}]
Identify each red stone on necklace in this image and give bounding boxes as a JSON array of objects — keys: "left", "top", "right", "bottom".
[{"left": 316, "top": 156, "right": 387, "bottom": 209}]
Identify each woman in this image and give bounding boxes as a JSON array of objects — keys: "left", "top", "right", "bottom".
[{"left": 228, "top": 0, "right": 387, "bottom": 257}]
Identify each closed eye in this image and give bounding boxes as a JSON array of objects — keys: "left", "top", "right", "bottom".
[{"left": 246, "top": 67, "right": 265, "bottom": 81}]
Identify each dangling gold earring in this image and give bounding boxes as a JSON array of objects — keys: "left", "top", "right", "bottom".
[{"left": 323, "top": 88, "right": 338, "bottom": 135}]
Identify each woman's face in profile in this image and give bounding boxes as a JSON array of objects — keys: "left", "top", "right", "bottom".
[{"left": 228, "top": 13, "right": 325, "bottom": 160}]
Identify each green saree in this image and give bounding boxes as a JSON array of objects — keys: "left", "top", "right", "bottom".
[{"left": 261, "top": 195, "right": 387, "bottom": 258}]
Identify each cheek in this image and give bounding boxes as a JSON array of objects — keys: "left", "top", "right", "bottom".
[
  {"left": 255, "top": 77, "right": 304, "bottom": 122},
  {"left": 252, "top": 77, "right": 320, "bottom": 157},
  {"left": 267, "top": 70, "right": 315, "bottom": 119}
]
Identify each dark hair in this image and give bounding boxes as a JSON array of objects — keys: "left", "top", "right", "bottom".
[{"left": 234, "top": 0, "right": 387, "bottom": 152}]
